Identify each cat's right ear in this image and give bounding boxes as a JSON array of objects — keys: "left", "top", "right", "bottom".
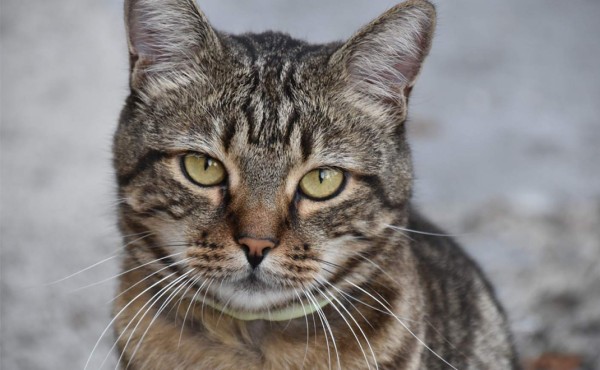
[{"left": 125, "top": 0, "right": 222, "bottom": 90}]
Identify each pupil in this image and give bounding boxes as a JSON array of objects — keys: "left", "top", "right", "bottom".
[
  {"left": 318, "top": 170, "right": 325, "bottom": 183},
  {"left": 204, "top": 158, "right": 211, "bottom": 171}
]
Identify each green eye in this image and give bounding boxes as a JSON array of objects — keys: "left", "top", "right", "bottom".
[
  {"left": 182, "top": 154, "right": 226, "bottom": 186},
  {"left": 299, "top": 168, "right": 345, "bottom": 200}
]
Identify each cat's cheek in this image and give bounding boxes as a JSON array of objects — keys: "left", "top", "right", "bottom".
[
  {"left": 260, "top": 252, "right": 310, "bottom": 277},
  {"left": 124, "top": 187, "right": 168, "bottom": 213},
  {"left": 187, "top": 248, "right": 248, "bottom": 276},
  {"left": 316, "top": 235, "right": 362, "bottom": 276},
  {"left": 142, "top": 217, "right": 188, "bottom": 250}
]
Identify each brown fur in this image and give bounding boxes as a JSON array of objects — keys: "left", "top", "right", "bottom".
[{"left": 111, "top": 0, "right": 519, "bottom": 368}]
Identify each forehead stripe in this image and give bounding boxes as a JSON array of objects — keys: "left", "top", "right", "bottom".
[{"left": 221, "top": 119, "right": 237, "bottom": 152}]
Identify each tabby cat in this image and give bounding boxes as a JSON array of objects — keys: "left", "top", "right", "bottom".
[{"left": 110, "top": 0, "right": 519, "bottom": 368}]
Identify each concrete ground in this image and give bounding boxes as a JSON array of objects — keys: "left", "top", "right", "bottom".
[{"left": 2, "top": 0, "right": 599, "bottom": 369}]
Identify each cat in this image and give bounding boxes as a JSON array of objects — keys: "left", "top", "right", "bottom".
[{"left": 109, "top": 0, "right": 520, "bottom": 368}]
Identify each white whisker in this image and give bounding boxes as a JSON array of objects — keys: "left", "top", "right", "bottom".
[
  {"left": 46, "top": 232, "right": 154, "bottom": 286},
  {"left": 343, "top": 278, "right": 458, "bottom": 370},
  {"left": 110, "top": 255, "right": 188, "bottom": 304},
  {"left": 315, "top": 284, "right": 376, "bottom": 370},
  {"left": 68, "top": 251, "right": 184, "bottom": 294},
  {"left": 125, "top": 270, "right": 194, "bottom": 369},
  {"left": 293, "top": 289, "right": 311, "bottom": 370},
  {"left": 179, "top": 277, "right": 209, "bottom": 346},
  {"left": 111, "top": 269, "right": 193, "bottom": 369},
  {"left": 84, "top": 258, "right": 189, "bottom": 370},
  {"left": 384, "top": 224, "right": 466, "bottom": 238},
  {"left": 306, "top": 289, "right": 340, "bottom": 370}
]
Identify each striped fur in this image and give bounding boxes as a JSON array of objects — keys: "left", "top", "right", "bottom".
[{"left": 111, "top": 0, "right": 519, "bottom": 369}]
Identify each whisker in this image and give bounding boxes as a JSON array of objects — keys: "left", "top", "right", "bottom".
[
  {"left": 125, "top": 270, "right": 194, "bottom": 369},
  {"left": 171, "top": 273, "right": 201, "bottom": 318},
  {"left": 67, "top": 251, "right": 185, "bottom": 294},
  {"left": 200, "top": 278, "right": 216, "bottom": 323},
  {"left": 293, "top": 289, "right": 311, "bottom": 370},
  {"left": 306, "top": 289, "right": 339, "bottom": 370},
  {"left": 111, "top": 269, "right": 193, "bottom": 368},
  {"left": 311, "top": 254, "right": 399, "bottom": 308},
  {"left": 215, "top": 292, "right": 234, "bottom": 327},
  {"left": 313, "top": 290, "right": 334, "bottom": 370},
  {"left": 314, "top": 285, "right": 375, "bottom": 370},
  {"left": 311, "top": 247, "right": 406, "bottom": 309},
  {"left": 113, "top": 271, "right": 192, "bottom": 369},
  {"left": 84, "top": 262, "right": 189, "bottom": 370},
  {"left": 109, "top": 273, "right": 193, "bottom": 370},
  {"left": 119, "top": 230, "right": 154, "bottom": 240},
  {"left": 343, "top": 278, "right": 458, "bottom": 370},
  {"left": 109, "top": 197, "right": 129, "bottom": 208},
  {"left": 179, "top": 277, "right": 209, "bottom": 346},
  {"left": 384, "top": 224, "right": 467, "bottom": 238},
  {"left": 318, "top": 254, "right": 464, "bottom": 363},
  {"left": 320, "top": 279, "right": 377, "bottom": 330},
  {"left": 302, "top": 288, "right": 331, "bottom": 370},
  {"left": 318, "top": 265, "right": 418, "bottom": 323},
  {"left": 45, "top": 253, "right": 121, "bottom": 287},
  {"left": 46, "top": 231, "right": 159, "bottom": 287},
  {"left": 109, "top": 245, "right": 192, "bottom": 303}
]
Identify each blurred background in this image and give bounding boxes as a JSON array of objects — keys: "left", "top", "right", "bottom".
[{"left": 1, "top": 0, "right": 599, "bottom": 369}]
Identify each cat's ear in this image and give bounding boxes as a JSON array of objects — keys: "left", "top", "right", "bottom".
[
  {"left": 330, "top": 0, "right": 435, "bottom": 118},
  {"left": 125, "top": 0, "right": 222, "bottom": 89}
]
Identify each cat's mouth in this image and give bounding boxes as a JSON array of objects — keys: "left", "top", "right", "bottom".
[
  {"left": 198, "top": 270, "right": 328, "bottom": 320},
  {"left": 223, "top": 263, "right": 298, "bottom": 291}
]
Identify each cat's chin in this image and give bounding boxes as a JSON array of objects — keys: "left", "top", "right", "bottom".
[{"left": 207, "top": 274, "right": 302, "bottom": 313}]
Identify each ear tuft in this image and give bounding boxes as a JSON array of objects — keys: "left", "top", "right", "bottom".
[
  {"left": 331, "top": 0, "right": 436, "bottom": 117},
  {"left": 125, "top": 0, "right": 222, "bottom": 89}
]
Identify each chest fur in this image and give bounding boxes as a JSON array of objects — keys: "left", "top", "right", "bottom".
[{"left": 112, "top": 269, "right": 422, "bottom": 370}]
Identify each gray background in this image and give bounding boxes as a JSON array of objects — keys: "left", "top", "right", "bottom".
[{"left": 2, "top": 0, "right": 599, "bottom": 369}]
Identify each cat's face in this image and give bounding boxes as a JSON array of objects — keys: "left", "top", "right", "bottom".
[{"left": 115, "top": 0, "right": 434, "bottom": 314}]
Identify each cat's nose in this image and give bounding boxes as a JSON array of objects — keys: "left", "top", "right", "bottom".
[{"left": 238, "top": 237, "right": 276, "bottom": 269}]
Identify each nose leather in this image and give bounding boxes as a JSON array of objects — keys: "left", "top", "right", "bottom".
[
  {"left": 238, "top": 237, "right": 276, "bottom": 256},
  {"left": 238, "top": 237, "right": 277, "bottom": 269}
]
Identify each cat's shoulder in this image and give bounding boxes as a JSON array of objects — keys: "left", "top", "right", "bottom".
[{"left": 408, "top": 207, "right": 489, "bottom": 282}]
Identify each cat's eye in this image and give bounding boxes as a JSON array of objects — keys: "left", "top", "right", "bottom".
[
  {"left": 299, "top": 168, "right": 345, "bottom": 200},
  {"left": 181, "top": 154, "right": 226, "bottom": 186}
]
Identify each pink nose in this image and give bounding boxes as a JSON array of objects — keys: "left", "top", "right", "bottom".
[
  {"left": 238, "top": 237, "right": 276, "bottom": 268},
  {"left": 238, "top": 237, "right": 276, "bottom": 256}
]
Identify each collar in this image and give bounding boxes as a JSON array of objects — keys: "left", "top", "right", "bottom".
[{"left": 204, "top": 297, "right": 331, "bottom": 322}]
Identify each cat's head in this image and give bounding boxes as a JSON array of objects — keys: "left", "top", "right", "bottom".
[{"left": 114, "top": 0, "right": 435, "bottom": 315}]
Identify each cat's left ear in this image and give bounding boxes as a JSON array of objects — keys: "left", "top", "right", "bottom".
[{"left": 330, "top": 0, "right": 436, "bottom": 118}]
